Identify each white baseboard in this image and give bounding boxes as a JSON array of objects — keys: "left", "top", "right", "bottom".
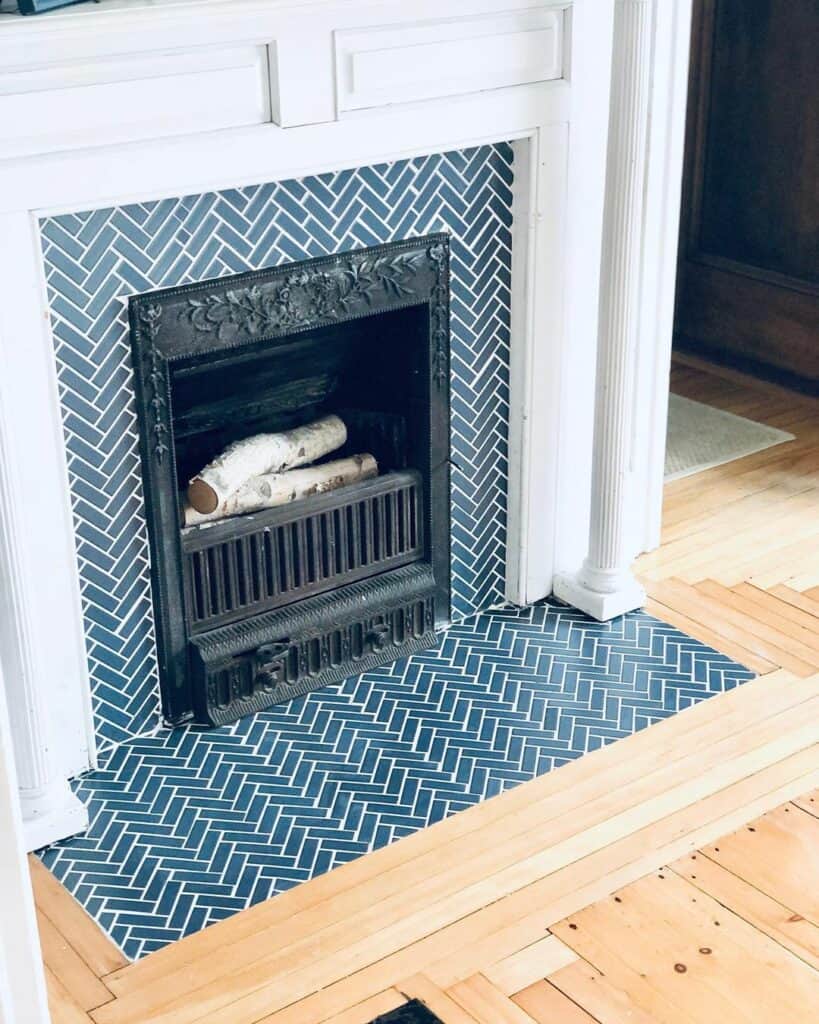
[{"left": 23, "top": 788, "right": 88, "bottom": 853}]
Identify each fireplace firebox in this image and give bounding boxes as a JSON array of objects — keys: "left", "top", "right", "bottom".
[{"left": 129, "top": 236, "right": 451, "bottom": 726}]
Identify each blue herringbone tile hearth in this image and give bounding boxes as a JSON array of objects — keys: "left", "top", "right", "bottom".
[{"left": 41, "top": 601, "right": 754, "bottom": 960}]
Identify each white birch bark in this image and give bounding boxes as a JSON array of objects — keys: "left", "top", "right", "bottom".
[
  {"left": 183, "top": 453, "right": 377, "bottom": 526},
  {"left": 187, "top": 414, "right": 347, "bottom": 513}
]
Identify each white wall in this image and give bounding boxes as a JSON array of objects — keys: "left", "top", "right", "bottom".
[{"left": 0, "top": 660, "right": 51, "bottom": 1024}]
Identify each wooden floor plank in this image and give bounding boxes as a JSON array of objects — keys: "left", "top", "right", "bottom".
[
  {"left": 644, "top": 597, "right": 776, "bottom": 674},
  {"left": 46, "top": 969, "right": 96, "bottom": 1024},
  {"left": 447, "top": 975, "right": 539, "bottom": 1024},
  {"left": 547, "top": 960, "right": 658, "bottom": 1024},
  {"left": 316, "top": 989, "right": 405, "bottom": 1024},
  {"left": 397, "top": 975, "right": 480, "bottom": 1024},
  {"left": 553, "top": 871, "right": 819, "bottom": 1023},
  {"left": 36, "top": 909, "right": 114, "bottom": 1012},
  {"left": 700, "top": 804, "right": 819, "bottom": 927},
  {"left": 639, "top": 871, "right": 819, "bottom": 1014},
  {"left": 747, "top": 548, "right": 819, "bottom": 591},
  {"left": 660, "top": 461, "right": 802, "bottom": 523},
  {"left": 30, "top": 856, "right": 128, "bottom": 979},
  {"left": 512, "top": 979, "right": 599, "bottom": 1023},
  {"left": 661, "top": 467, "right": 819, "bottom": 544},
  {"left": 421, "top": 914, "right": 552, "bottom": 991},
  {"left": 792, "top": 789, "right": 819, "bottom": 819},
  {"left": 560, "top": 883, "right": 767, "bottom": 1022},
  {"left": 662, "top": 453, "right": 815, "bottom": 517},
  {"left": 732, "top": 582, "right": 819, "bottom": 635},
  {"left": 645, "top": 579, "right": 817, "bottom": 675},
  {"left": 767, "top": 585, "right": 819, "bottom": 620},
  {"left": 670, "top": 851, "right": 819, "bottom": 970},
  {"left": 482, "top": 934, "right": 578, "bottom": 996},
  {"left": 551, "top": 917, "right": 699, "bottom": 1023},
  {"left": 645, "top": 485, "right": 819, "bottom": 566},
  {"left": 707, "top": 527, "right": 819, "bottom": 589},
  {"left": 680, "top": 517, "right": 819, "bottom": 587},
  {"left": 639, "top": 359, "right": 819, "bottom": 667},
  {"left": 694, "top": 580, "right": 819, "bottom": 665},
  {"left": 662, "top": 436, "right": 814, "bottom": 502},
  {"left": 661, "top": 456, "right": 819, "bottom": 533}
]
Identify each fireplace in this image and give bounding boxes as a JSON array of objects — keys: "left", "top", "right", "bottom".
[{"left": 129, "top": 235, "right": 452, "bottom": 726}]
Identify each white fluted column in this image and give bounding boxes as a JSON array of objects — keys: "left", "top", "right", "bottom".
[
  {"left": 554, "top": 0, "right": 651, "bottom": 620},
  {"left": 0, "top": 440, "right": 88, "bottom": 851},
  {"left": 0, "top": 213, "right": 88, "bottom": 852},
  {"left": 7, "top": 671, "right": 87, "bottom": 854}
]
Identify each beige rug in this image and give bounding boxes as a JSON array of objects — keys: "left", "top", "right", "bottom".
[{"left": 664, "top": 393, "right": 794, "bottom": 481}]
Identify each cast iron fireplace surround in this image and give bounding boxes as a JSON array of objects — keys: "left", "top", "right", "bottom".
[{"left": 129, "top": 235, "right": 452, "bottom": 726}]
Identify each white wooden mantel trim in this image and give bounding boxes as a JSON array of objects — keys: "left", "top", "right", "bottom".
[
  {"left": 0, "top": 211, "right": 92, "bottom": 853},
  {"left": 0, "top": 0, "right": 692, "bottom": 863}
]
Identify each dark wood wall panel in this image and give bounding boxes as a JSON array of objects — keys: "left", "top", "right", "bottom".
[
  {"left": 676, "top": 0, "right": 819, "bottom": 386},
  {"left": 700, "top": 1, "right": 819, "bottom": 283},
  {"left": 680, "top": 262, "right": 818, "bottom": 376}
]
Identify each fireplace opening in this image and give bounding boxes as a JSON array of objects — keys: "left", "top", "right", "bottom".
[
  {"left": 170, "top": 305, "right": 427, "bottom": 497},
  {"left": 129, "top": 236, "right": 451, "bottom": 726}
]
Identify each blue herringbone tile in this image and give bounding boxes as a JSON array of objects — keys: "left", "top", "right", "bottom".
[
  {"left": 40, "top": 601, "right": 755, "bottom": 960},
  {"left": 39, "top": 144, "right": 514, "bottom": 745}
]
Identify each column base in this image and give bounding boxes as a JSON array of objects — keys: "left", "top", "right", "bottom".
[
  {"left": 553, "top": 572, "right": 646, "bottom": 622},
  {"left": 22, "top": 785, "right": 88, "bottom": 853}
]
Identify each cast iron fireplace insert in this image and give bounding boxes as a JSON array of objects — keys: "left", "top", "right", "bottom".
[{"left": 129, "top": 235, "right": 451, "bottom": 726}]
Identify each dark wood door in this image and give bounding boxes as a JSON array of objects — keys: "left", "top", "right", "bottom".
[{"left": 675, "top": 0, "right": 819, "bottom": 387}]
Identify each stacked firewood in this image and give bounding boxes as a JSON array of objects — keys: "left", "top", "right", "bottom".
[{"left": 183, "top": 415, "right": 377, "bottom": 526}]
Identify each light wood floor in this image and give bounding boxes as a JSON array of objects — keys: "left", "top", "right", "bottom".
[
  {"left": 641, "top": 353, "right": 819, "bottom": 675},
  {"left": 33, "top": 355, "right": 819, "bottom": 1024}
]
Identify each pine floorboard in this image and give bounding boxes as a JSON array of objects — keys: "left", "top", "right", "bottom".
[{"left": 33, "top": 355, "right": 819, "bottom": 1023}]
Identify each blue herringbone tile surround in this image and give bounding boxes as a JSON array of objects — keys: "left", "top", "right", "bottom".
[
  {"left": 40, "top": 144, "right": 514, "bottom": 747},
  {"left": 40, "top": 601, "right": 755, "bottom": 960}
]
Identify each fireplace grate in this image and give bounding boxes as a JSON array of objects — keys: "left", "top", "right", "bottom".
[
  {"left": 182, "top": 471, "right": 424, "bottom": 633},
  {"left": 189, "top": 564, "right": 437, "bottom": 724}
]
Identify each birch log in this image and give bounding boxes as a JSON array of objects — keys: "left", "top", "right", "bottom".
[
  {"left": 183, "top": 453, "right": 377, "bottom": 526},
  {"left": 187, "top": 414, "right": 347, "bottom": 513}
]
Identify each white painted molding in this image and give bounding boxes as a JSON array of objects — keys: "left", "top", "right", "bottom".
[
  {"left": 0, "top": 81, "right": 566, "bottom": 216},
  {"left": 21, "top": 786, "right": 89, "bottom": 856},
  {"left": 335, "top": 8, "right": 563, "bottom": 113},
  {"left": 553, "top": 0, "right": 616, "bottom": 577},
  {"left": 0, "top": 212, "right": 93, "bottom": 845},
  {"left": 553, "top": 571, "right": 647, "bottom": 622},
  {"left": 554, "top": 0, "right": 652, "bottom": 620},
  {"left": 270, "top": 29, "right": 336, "bottom": 127},
  {"left": 506, "top": 126, "right": 570, "bottom": 605},
  {"left": 0, "top": 45, "right": 271, "bottom": 160},
  {"left": 632, "top": 0, "right": 695, "bottom": 556},
  {"left": 0, "top": 663, "right": 52, "bottom": 1024}
]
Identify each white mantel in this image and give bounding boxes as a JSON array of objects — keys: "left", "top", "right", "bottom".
[{"left": 0, "top": 0, "right": 693, "bottom": 860}]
